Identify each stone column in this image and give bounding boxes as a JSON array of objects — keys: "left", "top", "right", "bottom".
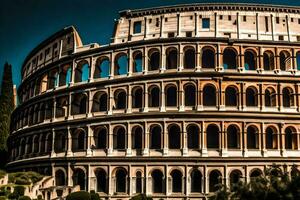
[
  {"left": 261, "top": 123, "right": 267, "bottom": 156},
  {"left": 160, "top": 15, "right": 164, "bottom": 38},
  {"left": 143, "top": 47, "right": 148, "bottom": 74},
  {"left": 143, "top": 121, "right": 149, "bottom": 155},
  {"left": 128, "top": 48, "right": 133, "bottom": 76},
  {"left": 280, "top": 123, "right": 287, "bottom": 157},
  {"left": 144, "top": 83, "right": 149, "bottom": 112},
  {"left": 108, "top": 87, "right": 113, "bottom": 115},
  {"left": 194, "top": 13, "right": 199, "bottom": 37},
  {"left": 161, "top": 46, "right": 166, "bottom": 72},
  {"left": 126, "top": 124, "right": 132, "bottom": 156},
  {"left": 243, "top": 122, "right": 248, "bottom": 157},
  {"left": 179, "top": 81, "right": 184, "bottom": 111},
  {"left": 52, "top": 97, "right": 56, "bottom": 121},
  {"left": 160, "top": 82, "right": 166, "bottom": 112},
  {"left": 67, "top": 126, "right": 73, "bottom": 156},
  {"left": 195, "top": 44, "right": 201, "bottom": 71},
  {"left": 70, "top": 59, "right": 75, "bottom": 86},
  {"left": 109, "top": 52, "right": 115, "bottom": 79},
  {"left": 86, "top": 125, "right": 92, "bottom": 156},
  {"left": 51, "top": 129, "right": 56, "bottom": 157},
  {"left": 163, "top": 121, "right": 168, "bottom": 156},
  {"left": 178, "top": 44, "right": 184, "bottom": 71},
  {"left": 201, "top": 122, "right": 208, "bottom": 157},
  {"left": 144, "top": 17, "right": 148, "bottom": 39},
  {"left": 88, "top": 90, "right": 93, "bottom": 117},
  {"left": 182, "top": 121, "right": 188, "bottom": 156},
  {"left": 177, "top": 13, "right": 181, "bottom": 37},
  {"left": 127, "top": 85, "right": 132, "bottom": 113},
  {"left": 68, "top": 92, "right": 72, "bottom": 119},
  {"left": 221, "top": 122, "right": 228, "bottom": 157},
  {"left": 68, "top": 163, "right": 72, "bottom": 186},
  {"left": 107, "top": 125, "right": 113, "bottom": 156},
  {"left": 89, "top": 57, "right": 95, "bottom": 82}
]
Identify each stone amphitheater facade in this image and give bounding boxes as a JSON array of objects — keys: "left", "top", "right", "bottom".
[{"left": 7, "top": 3, "right": 300, "bottom": 200}]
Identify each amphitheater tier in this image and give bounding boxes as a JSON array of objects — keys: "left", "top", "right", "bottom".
[{"left": 8, "top": 3, "right": 300, "bottom": 200}]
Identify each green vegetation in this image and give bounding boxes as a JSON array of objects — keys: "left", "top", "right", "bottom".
[
  {"left": 90, "top": 190, "right": 100, "bottom": 200},
  {"left": 8, "top": 172, "right": 43, "bottom": 185},
  {"left": 130, "top": 194, "right": 153, "bottom": 200},
  {"left": 18, "top": 196, "right": 31, "bottom": 200},
  {"left": 210, "top": 165, "right": 300, "bottom": 200},
  {"left": 66, "top": 191, "right": 91, "bottom": 200},
  {"left": 0, "top": 62, "right": 14, "bottom": 169}
]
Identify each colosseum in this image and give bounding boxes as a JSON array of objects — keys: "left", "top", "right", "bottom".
[{"left": 6, "top": 3, "right": 300, "bottom": 199}]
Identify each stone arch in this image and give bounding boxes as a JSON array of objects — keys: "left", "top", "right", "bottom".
[
  {"left": 151, "top": 169, "right": 164, "bottom": 193},
  {"left": 279, "top": 50, "right": 291, "bottom": 71},
  {"left": 202, "top": 47, "right": 215, "bottom": 69},
  {"left": 135, "top": 171, "right": 142, "bottom": 193},
  {"left": 94, "top": 56, "right": 110, "bottom": 78},
  {"left": 246, "top": 86, "right": 258, "bottom": 106},
  {"left": 56, "top": 96, "right": 68, "bottom": 117},
  {"left": 150, "top": 124, "right": 162, "bottom": 149},
  {"left": 170, "top": 169, "right": 183, "bottom": 193},
  {"left": 187, "top": 124, "right": 200, "bottom": 149},
  {"left": 285, "top": 126, "right": 297, "bottom": 150},
  {"left": 59, "top": 64, "right": 72, "bottom": 86},
  {"left": 94, "top": 126, "right": 107, "bottom": 149},
  {"left": 263, "top": 51, "right": 275, "bottom": 71},
  {"left": 115, "top": 167, "right": 128, "bottom": 193},
  {"left": 133, "top": 50, "right": 143, "bottom": 73},
  {"left": 149, "top": 85, "right": 160, "bottom": 107},
  {"left": 166, "top": 47, "right": 178, "bottom": 70},
  {"left": 73, "top": 168, "right": 86, "bottom": 190},
  {"left": 132, "top": 86, "right": 143, "bottom": 109},
  {"left": 203, "top": 84, "right": 217, "bottom": 106},
  {"left": 75, "top": 60, "right": 89, "bottom": 83},
  {"left": 206, "top": 124, "right": 220, "bottom": 149},
  {"left": 247, "top": 125, "right": 259, "bottom": 149},
  {"left": 209, "top": 169, "right": 222, "bottom": 192},
  {"left": 165, "top": 84, "right": 177, "bottom": 107},
  {"left": 46, "top": 133, "right": 52, "bottom": 153},
  {"left": 282, "top": 87, "right": 294, "bottom": 108},
  {"left": 249, "top": 168, "right": 263, "bottom": 179},
  {"left": 223, "top": 48, "right": 238, "bottom": 70},
  {"left": 190, "top": 168, "right": 202, "bottom": 193},
  {"left": 113, "top": 126, "right": 126, "bottom": 150},
  {"left": 92, "top": 91, "right": 108, "bottom": 112},
  {"left": 168, "top": 124, "right": 181, "bottom": 149},
  {"left": 148, "top": 48, "right": 160, "bottom": 71},
  {"left": 114, "top": 52, "right": 128, "bottom": 75},
  {"left": 265, "top": 87, "right": 276, "bottom": 107},
  {"left": 132, "top": 125, "right": 143, "bottom": 149},
  {"left": 55, "top": 169, "right": 66, "bottom": 186},
  {"left": 33, "top": 135, "right": 39, "bottom": 153},
  {"left": 71, "top": 93, "right": 87, "bottom": 115},
  {"left": 47, "top": 69, "right": 59, "bottom": 90},
  {"left": 114, "top": 89, "right": 127, "bottom": 109},
  {"left": 95, "top": 168, "right": 107, "bottom": 193},
  {"left": 184, "top": 83, "right": 196, "bottom": 107},
  {"left": 54, "top": 131, "right": 66, "bottom": 153},
  {"left": 227, "top": 124, "right": 240, "bottom": 149},
  {"left": 72, "top": 128, "right": 86, "bottom": 151},
  {"left": 225, "top": 85, "right": 238, "bottom": 107},
  {"left": 265, "top": 126, "right": 278, "bottom": 149},
  {"left": 183, "top": 46, "right": 195, "bottom": 69},
  {"left": 229, "top": 169, "right": 242, "bottom": 188},
  {"left": 244, "top": 49, "right": 257, "bottom": 70}
]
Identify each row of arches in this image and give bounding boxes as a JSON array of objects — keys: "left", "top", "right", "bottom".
[
  {"left": 21, "top": 46, "right": 300, "bottom": 103},
  {"left": 54, "top": 167, "right": 273, "bottom": 194},
  {"left": 14, "top": 83, "right": 297, "bottom": 131},
  {"left": 10, "top": 123, "right": 299, "bottom": 160}
]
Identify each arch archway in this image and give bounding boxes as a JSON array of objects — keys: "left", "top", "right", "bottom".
[
  {"left": 92, "top": 92, "right": 108, "bottom": 112},
  {"left": 266, "top": 127, "right": 277, "bottom": 149},
  {"left": 95, "top": 169, "right": 107, "bottom": 193},
  {"left": 209, "top": 170, "right": 222, "bottom": 192},
  {"left": 75, "top": 61, "right": 89, "bottom": 83},
  {"left": 283, "top": 87, "right": 294, "bottom": 108},
  {"left": 171, "top": 170, "right": 183, "bottom": 193},
  {"left": 225, "top": 86, "right": 238, "bottom": 106},
  {"left": 115, "top": 168, "right": 127, "bottom": 193},
  {"left": 244, "top": 50, "right": 256, "bottom": 70},
  {"left": 246, "top": 87, "right": 258, "bottom": 107},
  {"left": 202, "top": 48, "right": 215, "bottom": 69},
  {"left": 263, "top": 51, "right": 275, "bottom": 71},
  {"left": 223, "top": 48, "right": 237, "bottom": 69},
  {"left": 168, "top": 124, "right": 181, "bottom": 149},
  {"left": 187, "top": 125, "right": 199, "bottom": 149},
  {"left": 285, "top": 127, "right": 297, "bottom": 150},
  {"left": 148, "top": 49, "right": 160, "bottom": 71},
  {"left": 113, "top": 126, "right": 126, "bottom": 150},
  {"left": 247, "top": 126, "right": 258, "bottom": 149},
  {"left": 203, "top": 85, "right": 216, "bottom": 106},
  {"left": 227, "top": 125, "right": 239, "bottom": 149},
  {"left": 94, "top": 127, "right": 107, "bottom": 149},
  {"left": 166, "top": 85, "right": 177, "bottom": 107},
  {"left": 72, "top": 129, "right": 86, "bottom": 151},
  {"left": 229, "top": 170, "right": 242, "bottom": 189},
  {"left": 132, "top": 126, "right": 143, "bottom": 149},
  {"left": 149, "top": 86, "right": 160, "bottom": 107},
  {"left": 94, "top": 57, "right": 110, "bottom": 78},
  {"left": 133, "top": 51, "right": 143, "bottom": 73},
  {"left": 207, "top": 125, "right": 219, "bottom": 149},
  {"left": 150, "top": 125, "right": 162, "bottom": 149},
  {"left": 115, "top": 53, "right": 128, "bottom": 75},
  {"left": 114, "top": 90, "right": 127, "bottom": 109},
  {"left": 166, "top": 48, "right": 178, "bottom": 69},
  {"left": 73, "top": 168, "right": 86, "bottom": 190},
  {"left": 151, "top": 169, "right": 164, "bottom": 193},
  {"left": 279, "top": 51, "right": 291, "bottom": 71},
  {"left": 190, "top": 169, "right": 202, "bottom": 193},
  {"left": 265, "top": 88, "right": 276, "bottom": 107},
  {"left": 184, "top": 84, "right": 196, "bottom": 107},
  {"left": 55, "top": 170, "right": 66, "bottom": 186},
  {"left": 132, "top": 87, "right": 143, "bottom": 108},
  {"left": 184, "top": 48, "right": 195, "bottom": 69}
]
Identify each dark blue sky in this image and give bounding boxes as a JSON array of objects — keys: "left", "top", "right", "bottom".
[{"left": 1, "top": 0, "right": 300, "bottom": 88}]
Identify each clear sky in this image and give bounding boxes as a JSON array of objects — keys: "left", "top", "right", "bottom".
[{"left": 1, "top": 0, "right": 300, "bottom": 89}]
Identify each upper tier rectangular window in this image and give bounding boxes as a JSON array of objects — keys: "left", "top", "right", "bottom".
[
  {"left": 202, "top": 18, "right": 210, "bottom": 29},
  {"left": 133, "top": 21, "right": 142, "bottom": 34}
]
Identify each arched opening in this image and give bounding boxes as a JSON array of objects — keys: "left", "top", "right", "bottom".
[
  {"left": 265, "top": 88, "right": 276, "bottom": 107},
  {"left": 209, "top": 170, "right": 222, "bottom": 192},
  {"left": 71, "top": 93, "right": 87, "bottom": 115},
  {"left": 73, "top": 169, "right": 86, "bottom": 190},
  {"left": 250, "top": 169, "right": 262, "bottom": 179},
  {"left": 133, "top": 51, "right": 143, "bottom": 73},
  {"left": 75, "top": 61, "right": 89, "bottom": 83},
  {"left": 46, "top": 134, "right": 52, "bottom": 153},
  {"left": 229, "top": 170, "right": 242, "bottom": 189},
  {"left": 94, "top": 57, "right": 110, "bottom": 78},
  {"left": 151, "top": 170, "right": 164, "bottom": 193},
  {"left": 92, "top": 92, "right": 108, "bottom": 112},
  {"left": 59, "top": 65, "right": 71, "bottom": 86},
  {"left": 47, "top": 70, "right": 58, "bottom": 89},
  {"left": 207, "top": 124, "right": 219, "bottom": 149},
  {"left": 39, "top": 104, "right": 45, "bottom": 122},
  {"left": 136, "top": 171, "right": 142, "bottom": 193},
  {"left": 132, "top": 87, "right": 143, "bottom": 109},
  {"left": 72, "top": 129, "right": 86, "bottom": 151},
  {"left": 166, "top": 85, "right": 177, "bottom": 107},
  {"left": 56, "top": 96, "right": 68, "bottom": 118},
  {"left": 150, "top": 125, "right": 162, "bottom": 149},
  {"left": 54, "top": 132, "right": 66, "bottom": 153},
  {"left": 20, "top": 139, "right": 26, "bottom": 156},
  {"left": 285, "top": 127, "right": 297, "bottom": 150},
  {"left": 297, "top": 52, "right": 300, "bottom": 71},
  {"left": 39, "top": 74, "right": 48, "bottom": 93},
  {"left": 184, "top": 84, "right": 196, "bottom": 107},
  {"left": 202, "top": 48, "right": 215, "bottom": 69},
  {"left": 187, "top": 125, "right": 199, "bottom": 149},
  {"left": 291, "top": 167, "right": 300, "bottom": 178},
  {"left": 263, "top": 51, "right": 274, "bottom": 71},
  {"left": 168, "top": 124, "right": 181, "bottom": 149},
  {"left": 171, "top": 170, "right": 183, "bottom": 193},
  {"left": 96, "top": 169, "right": 107, "bottom": 193},
  {"left": 26, "top": 137, "right": 33, "bottom": 154},
  {"left": 113, "top": 126, "right": 126, "bottom": 150},
  {"left": 148, "top": 49, "right": 160, "bottom": 71},
  {"left": 33, "top": 136, "right": 39, "bottom": 153},
  {"left": 94, "top": 127, "right": 107, "bottom": 149},
  {"left": 247, "top": 126, "right": 258, "bottom": 149},
  {"left": 283, "top": 87, "right": 294, "bottom": 108},
  {"left": 246, "top": 87, "right": 257, "bottom": 107},
  {"left": 223, "top": 48, "right": 237, "bottom": 70},
  {"left": 279, "top": 51, "right": 291, "bottom": 71},
  {"left": 225, "top": 86, "right": 238, "bottom": 106},
  {"left": 116, "top": 168, "right": 127, "bottom": 193},
  {"left": 244, "top": 50, "right": 256, "bottom": 70},
  {"left": 266, "top": 127, "right": 277, "bottom": 149},
  {"left": 203, "top": 85, "right": 216, "bottom": 106},
  {"left": 166, "top": 48, "right": 178, "bottom": 69},
  {"left": 149, "top": 86, "right": 160, "bottom": 107},
  {"left": 132, "top": 126, "right": 143, "bottom": 149},
  {"left": 184, "top": 48, "right": 195, "bottom": 69},
  {"left": 55, "top": 170, "right": 66, "bottom": 186},
  {"left": 227, "top": 125, "right": 239, "bottom": 149},
  {"left": 114, "top": 90, "right": 127, "bottom": 109},
  {"left": 190, "top": 169, "right": 202, "bottom": 193},
  {"left": 115, "top": 54, "right": 128, "bottom": 75}
]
